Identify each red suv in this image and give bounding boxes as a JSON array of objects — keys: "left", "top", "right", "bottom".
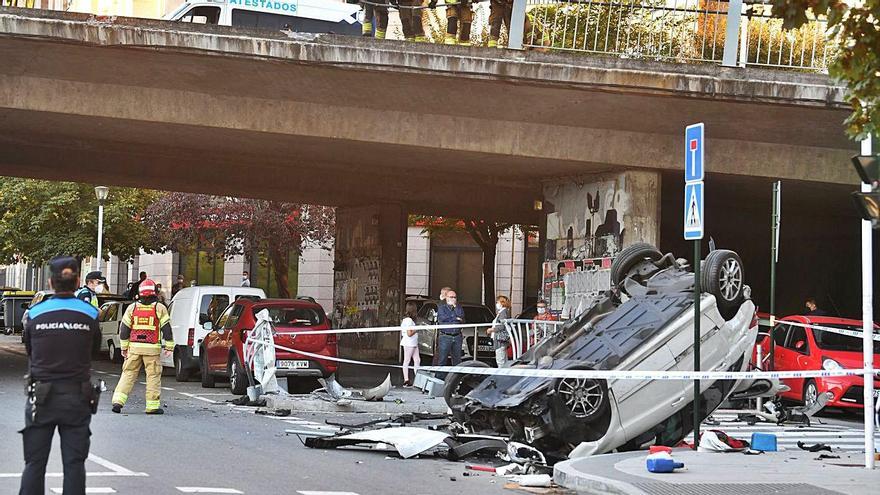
[
  {"left": 200, "top": 297, "right": 337, "bottom": 394},
  {"left": 755, "top": 315, "right": 879, "bottom": 410}
]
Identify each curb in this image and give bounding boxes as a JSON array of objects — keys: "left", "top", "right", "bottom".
[
  {"left": 554, "top": 457, "right": 647, "bottom": 495},
  {"left": 266, "top": 395, "right": 449, "bottom": 414}
]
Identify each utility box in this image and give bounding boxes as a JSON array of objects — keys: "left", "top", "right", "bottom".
[{"left": 2, "top": 296, "right": 32, "bottom": 334}]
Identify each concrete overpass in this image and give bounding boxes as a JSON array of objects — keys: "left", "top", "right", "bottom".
[{"left": 1, "top": 7, "right": 873, "bottom": 338}]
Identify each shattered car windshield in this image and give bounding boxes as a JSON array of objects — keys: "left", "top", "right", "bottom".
[
  {"left": 811, "top": 326, "right": 880, "bottom": 353},
  {"left": 256, "top": 306, "right": 324, "bottom": 327}
]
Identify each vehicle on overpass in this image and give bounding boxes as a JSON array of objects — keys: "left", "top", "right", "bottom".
[
  {"left": 445, "top": 243, "right": 759, "bottom": 459},
  {"left": 756, "top": 315, "right": 879, "bottom": 410},
  {"left": 200, "top": 296, "right": 337, "bottom": 394},
  {"left": 164, "top": 0, "right": 362, "bottom": 36},
  {"left": 165, "top": 286, "right": 265, "bottom": 381}
]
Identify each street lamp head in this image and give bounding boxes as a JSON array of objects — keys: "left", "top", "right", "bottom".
[{"left": 94, "top": 186, "right": 109, "bottom": 203}]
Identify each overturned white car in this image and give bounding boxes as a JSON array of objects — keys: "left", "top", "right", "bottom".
[{"left": 445, "top": 243, "right": 759, "bottom": 459}]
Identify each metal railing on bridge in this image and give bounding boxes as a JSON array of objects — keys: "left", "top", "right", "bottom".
[{"left": 508, "top": 0, "right": 836, "bottom": 71}]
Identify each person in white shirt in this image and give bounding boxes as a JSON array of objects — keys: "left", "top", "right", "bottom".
[
  {"left": 400, "top": 302, "right": 420, "bottom": 387},
  {"left": 241, "top": 271, "right": 251, "bottom": 287}
]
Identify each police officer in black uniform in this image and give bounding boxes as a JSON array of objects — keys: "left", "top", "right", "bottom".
[{"left": 20, "top": 257, "right": 101, "bottom": 495}]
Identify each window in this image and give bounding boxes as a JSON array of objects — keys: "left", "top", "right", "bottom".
[
  {"left": 231, "top": 9, "right": 358, "bottom": 34},
  {"left": 257, "top": 306, "right": 325, "bottom": 327},
  {"left": 179, "top": 249, "right": 225, "bottom": 287},
  {"left": 812, "top": 326, "right": 880, "bottom": 353},
  {"left": 417, "top": 303, "right": 437, "bottom": 324},
  {"left": 772, "top": 324, "right": 789, "bottom": 347},
  {"left": 98, "top": 304, "right": 111, "bottom": 322},
  {"left": 105, "top": 304, "right": 119, "bottom": 322},
  {"left": 200, "top": 294, "right": 230, "bottom": 325},
  {"left": 247, "top": 251, "right": 299, "bottom": 298},
  {"left": 430, "top": 231, "right": 482, "bottom": 304},
  {"left": 224, "top": 304, "right": 245, "bottom": 330},
  {"left": 180, "top": 6, "right": 221, "bottom": 24},
  {"left": 463, "top": 306, "right": 494, "bottom": 324},
  {"left": 214, "top": 303, "right": 235, "bottom": 329},
  {"left": 785, "top": 326, "right": 809, "bottom": 354}
]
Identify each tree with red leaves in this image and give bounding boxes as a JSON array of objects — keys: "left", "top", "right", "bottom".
[{"left": 143, "top": 194, "right": 334, "bottom": 298}]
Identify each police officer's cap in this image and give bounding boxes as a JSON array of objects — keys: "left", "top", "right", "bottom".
[
  {"left": 48, "top": 256, "right": 79, "bottom": 276},
  {"left": 85, "top": 271, "right": 106, "bottom": 282}
]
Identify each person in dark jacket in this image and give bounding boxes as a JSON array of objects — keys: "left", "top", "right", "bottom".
[
  {"left": 804, "top": 297, "right": 829, "bottom": 316},
  {"left": 435, "top": 289, "right": 465, "bottom": 368},
  {"left": 20, "top": 257, "right": 100, "bottom": 495},
  {"left": 488, "top": 295, "right": 511, "bottom": 367}
]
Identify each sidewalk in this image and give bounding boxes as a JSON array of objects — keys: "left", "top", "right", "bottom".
[{"left": 554, "top": 449, "right": 879, "bottom": 495}]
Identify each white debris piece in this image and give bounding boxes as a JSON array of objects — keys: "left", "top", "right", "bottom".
[{"left": 334, "top": 427, "right": 450, "bottom": 459}]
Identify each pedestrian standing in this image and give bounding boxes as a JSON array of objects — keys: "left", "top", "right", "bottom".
[
  {"left": 400, "top": 302, "right": 421, "bottom": 386},
  {"left": 171, "top": 274, "right": 185, "bottom": 298},
  {"left": 125, "top": 271, "right": 147, "bottom": 300},
  {"left": 111, "top": 279, "right": 174, "bottom": 415},
  {"left": 155, "top": 284, "right": 167, "bottom": 305},
  {"left": 75, "top": 271, "right": 105, "bottom": 310},
  {"left": 20, "top": 257, "right": 101, "bottom": 495},
  {"left": 436, "top": 289, "right": 465, "bottom": 368},
  {"left": 241, "top": 271, "right": 251, "bottom": 287},
  {"left": 488, "top": 295, "right": 511, "bottom": 367},
  {"left": 804, "top": 297, "right": 829, "bottom": 316}
]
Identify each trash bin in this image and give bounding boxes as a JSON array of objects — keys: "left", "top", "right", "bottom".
[{"left": 2, "top": 296, "right": 31, "bottom": 334}]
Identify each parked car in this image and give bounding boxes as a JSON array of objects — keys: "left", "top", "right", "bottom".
[
  {"left": 446, "top": 243, "right": 757, "bottom": 459},
  {"left": 755, "top": 315, "right": 879, "bottom": 410},
  {"left": 164, "top": 286, "right": 266, "bottom": 381},
  {"left": 97, "top": 300, "right": 135, "bottom": 362},
  {"left": 415, "top": 300, "right": 496, "bottom": 364},
  {"left": 200, "top": 297, "right": 337, "bottom": 394}
]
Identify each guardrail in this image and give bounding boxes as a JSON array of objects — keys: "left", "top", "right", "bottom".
[{"left": 503, "top": 318, "right": 565, "bottom": 359}]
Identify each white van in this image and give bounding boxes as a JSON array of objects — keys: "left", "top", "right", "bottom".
[
  {"left": 165, "top": 285, "right": 266, "bottom": 381},
  {"left": 163, "top": 0, "right": 362, "bottom": 36}
]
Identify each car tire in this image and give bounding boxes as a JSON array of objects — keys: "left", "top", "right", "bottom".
[
  {"left": 803, "top": 379, "right": 819, "bottom": 407},
  {"left": 286, "top": 377, "right": 318, "bottom": 394},
  {"left": 610, "top": 243, "right": 662, "bottom": 289},
  {"left": 702, "top": 249, "right": 745, "bottom": 320},
  {"left": 108, "top": 341, "right": 122, "bottom": 364},
  {"left": 444, "top": 360, "right": 490, "bottom": 419},
  {"left": 200, "top": 353, "right": 216, "bottom": 388},
  {"left": 550, "top": 366, "right": 610, "bottom": 424},
  {"left": 229, "top": 353, "right": 249, "bottom": 396},
  {"left": 175, "top": 347, "right": 193, "bottom": 382}
]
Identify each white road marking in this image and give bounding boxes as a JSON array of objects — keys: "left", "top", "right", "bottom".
[
  {"left": 51, "top": 488, "right": 116, "bottom": 494},
  {"left": 176, "top": 488, "right": 244, "bottom": 494},
  {"left": 0, "top": 454, "right": 148, "bottom": 478},
  {"left": 190, "top": 393, "right": 233, "bottom": 396},
  {"left": 161, "top": 387, "right": 175, "bottom": 391},
  {"left": 179, "top": 392, "right": 219, "bottom": 404},
  {"left": 298, "top": 492, "right": 360, "bottom": 495}
]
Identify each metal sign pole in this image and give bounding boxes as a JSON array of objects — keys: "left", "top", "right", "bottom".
[
  {"left": 769, "top": 181, "right": 780, "bottom": 370},
  {"left": 860, "top": 136, "right": 875, "bottom": 470},
  {"left": 693, "top": 239, "right": 701, "bottom": 449}
]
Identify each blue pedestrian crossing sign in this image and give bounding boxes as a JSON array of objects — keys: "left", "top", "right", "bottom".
[
  {"left": 685, "top": 123, "right": 704, "bottom": 182},
  {"left": 684, "top": 182, "right": 704, "bottom": 240}
]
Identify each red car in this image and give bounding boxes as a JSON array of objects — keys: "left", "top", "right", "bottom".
[
  {"left": 200, "top": 297, "right": 337, "bottom": 394},
  {"left": 755, "top": 315, "right": 879, "bottom": 410}
]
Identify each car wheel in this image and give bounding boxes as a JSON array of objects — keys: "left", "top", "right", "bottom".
[
  {"left": 175, "top": 348, "right": 193, "bottom": 382},
  {"left": 200, "top": 353, "right": 216, "bottom": 388},
  {"left": 803, "top": 379, "right": 819, "bottom": 408},
  {"left": 229, "top": 353, "right": 249, "bottom": 396},
  {"left": 443, "top": 360, "right": 490, "bottom": 418},
  {"left": 108, "top": 341, "right": 122, "bottom": 364},
  {"left": 610, "top": 243, "right": 662, "bottom": 290},
  {"left": 551, "top": 366, "right": 609, "bottom": 423},
  {"left": 702, "top": 249, "right": 745, "bottom": 320},
  {"left": 286, "top": 377, "right": 318, "bottom": 394}
]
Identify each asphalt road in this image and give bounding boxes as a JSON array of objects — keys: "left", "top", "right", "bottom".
[{"left": 0, "top": 336, "right": 507, "bottom": 495}]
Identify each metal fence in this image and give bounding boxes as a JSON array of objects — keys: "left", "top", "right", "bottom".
[
  {"left": 511, "top": 0, "right": 835, "bottom": 71},
  {"left": 504, "top": 318, "right": 566, "bottom": 359}
]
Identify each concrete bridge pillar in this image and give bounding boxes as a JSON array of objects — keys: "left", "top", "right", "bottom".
[
  {"left": 543, "top": 170, "right": 662, "bottom": 261},
  {"left": 332, "top": 204, "right": 407, "bottom": 361}
]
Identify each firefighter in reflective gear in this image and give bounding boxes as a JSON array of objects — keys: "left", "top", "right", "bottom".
[
  {"left": 445, "top": 0, "right": 473, "bottom": 45},
  {"left": 111, "top": 279, "right": 173, "bottom": 414}
]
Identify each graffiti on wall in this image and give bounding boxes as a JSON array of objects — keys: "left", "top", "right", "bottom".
[{"left": 545, "top": 174, "right": 630, "bottom": 260}]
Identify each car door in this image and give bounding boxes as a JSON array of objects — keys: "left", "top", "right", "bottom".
[
  {"left": 779, "top": 324, "right": 812, "bottom": 399},
  {"left": 100, "top": 303, "right": 121, "bottom": 352},
  {"left": 194, "top": 292, "right": 231, "bottom": 362},
  {"left": 416, "top": 303, "right": 438, "bottom": 359},
  {"left": 219, "top": 303, "right": 246, "bottom": 371},
  {"left": 206, "top": 303, "right": 236, "bottom": 372},
  {"left": 770, "top": 324, "right": 799, "bottom": 399}
]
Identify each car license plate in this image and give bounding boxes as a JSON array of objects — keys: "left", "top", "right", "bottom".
[
  {"left": 477, "top": 345, "right": 494, "bottom": 352},
  {"left": 277, "top": 360, "right": 309, "bottom": 369}
]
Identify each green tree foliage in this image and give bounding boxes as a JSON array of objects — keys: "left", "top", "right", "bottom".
[
  {"left": 0, "top": 178, "right": 158, "bottom": 264},
  {"left": 771, "top": 0, "right": 879, "bottom": 139}
]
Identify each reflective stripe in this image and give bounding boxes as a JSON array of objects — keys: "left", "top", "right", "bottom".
[
  {"left": 120, "top": 339, "right": 130, "bottom": 349},
  {"left": 145, "top": 400, "right": 161, "bottom": 410},
  {"left": 112, "top": 392, "right": 128, "bottom": 405}
]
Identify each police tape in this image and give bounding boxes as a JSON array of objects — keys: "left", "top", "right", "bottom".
[
  {"left": 245, "top": 337, "right": 875, "bottom": 381},
  {"left": 760, "top": 318, "right": 880, "bottom": 342}
]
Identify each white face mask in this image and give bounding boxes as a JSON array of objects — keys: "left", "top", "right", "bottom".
[
  {"left": 496, "top": 303, "right": 504, "bottom": 312},
  {"left": 537, "top": 307, "right": 546, "bottom": 314}
]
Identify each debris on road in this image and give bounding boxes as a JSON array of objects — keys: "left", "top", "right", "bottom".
[
  {"left": 303, "top": 426, "right": 450, "bottom": 458},
  {"left": 316, "top": 373, "right": 392, "bottom": 402}
]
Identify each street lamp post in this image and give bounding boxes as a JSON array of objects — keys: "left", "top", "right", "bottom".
[{"left": 94, "top": 186, "right": 109, "bottom": 272}]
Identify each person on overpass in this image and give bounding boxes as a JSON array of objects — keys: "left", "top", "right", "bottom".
[
  {"left": 804, "top": 297, "right": 829, "bottom": 316},
  {"left": 445, "top": 0, "right": 473, "bottom": 45},
  {"left": 75, "top": 270, "right": 105, "bottom": 310},
  {"left": 111, "top": 279, "right": 174, "bottom": 415},
  {"left": 361, "top": 0, "right": 390, "bottom": 39},
  {"left": 398, "top": 0, "right": 427, "bottom": 42}
]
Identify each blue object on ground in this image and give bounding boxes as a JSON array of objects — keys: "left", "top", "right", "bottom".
[
  {"left": 646, "top": 457, "right": 685, "bottom": 473},
  {"left": 751, "top": 432, "right": 778, "bottom": 452}
]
